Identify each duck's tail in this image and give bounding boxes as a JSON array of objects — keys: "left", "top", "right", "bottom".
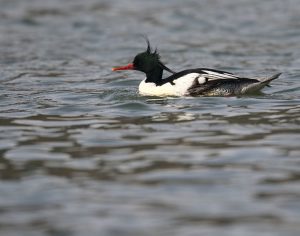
[
  {"left": 258, "top": 73, "right": 282, "bottom": 86},
  {"left": 241, "top": 73, "right": 281, "bottom": 94}
]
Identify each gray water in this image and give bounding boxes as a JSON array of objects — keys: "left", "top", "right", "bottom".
[{"left": 0, "top": 0, "right": 300, "bottom": 235}]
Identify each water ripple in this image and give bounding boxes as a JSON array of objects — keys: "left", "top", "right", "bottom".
[{"left": 0, "top": 0, "right": 300, "bottom": 235}]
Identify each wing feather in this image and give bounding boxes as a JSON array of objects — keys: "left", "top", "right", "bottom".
[
  {"left": 202, "top": 69, "right": 240, "bottom": 80},
  {"left": 163, "top": 68, "right": 251, "bottom": 85}
]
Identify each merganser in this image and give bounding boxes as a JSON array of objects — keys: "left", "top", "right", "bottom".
[{"left": 112, "top": 39, "right": 281, "bottom": 97}]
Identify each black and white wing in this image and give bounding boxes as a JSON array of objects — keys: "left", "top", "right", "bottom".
[
  {"left": 199, "top": 68, "right": 242, "bottom": 81},
  {"left": 186, "top": 69, "right": 260, "bottom": 96},
  {"left": 164, "top": 68, "right": 249, "bottom": 85}
]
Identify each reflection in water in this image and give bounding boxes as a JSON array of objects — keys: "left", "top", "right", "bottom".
[{"left": 0, "top": 0, "right": 300, "bottom": 235}]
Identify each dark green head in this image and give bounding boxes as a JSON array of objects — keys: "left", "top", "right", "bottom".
[
  {"left": 132, "top": 40, "right": 160, "bottom": 73},
  {"left": 112, "top": 38, "right": 175, "bottom": 77}
]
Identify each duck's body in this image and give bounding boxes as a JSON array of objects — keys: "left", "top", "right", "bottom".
[
  {"left": 113, "top": 39, "right": 281, "bottom": 97},
  {"left": 139, "top": 68, "right": 281, "bottom": 97}
]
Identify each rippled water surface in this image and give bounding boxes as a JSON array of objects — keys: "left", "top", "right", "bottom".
[{"left": 0, "top": 0, "right": 300, "bottom": 235}]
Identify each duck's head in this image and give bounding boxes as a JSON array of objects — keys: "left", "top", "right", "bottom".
[{"left": 112, "top": 38, "right": 175, "bottom": 77}]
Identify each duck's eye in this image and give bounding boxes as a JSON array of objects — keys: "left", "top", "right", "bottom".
[{"left": 133, "top": 58, "right": 140, "bottom": 67}]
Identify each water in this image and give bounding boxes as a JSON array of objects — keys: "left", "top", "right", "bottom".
[{"left": 0, "top": 0, "right": 300, "bottom": 235}]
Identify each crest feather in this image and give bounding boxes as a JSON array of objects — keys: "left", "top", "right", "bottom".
[
  {"left": 140, "top": 35, "right": 159, "bottom": 57},
  {"left": 141, "top": 36, "right": 175, "bottom": 73}
]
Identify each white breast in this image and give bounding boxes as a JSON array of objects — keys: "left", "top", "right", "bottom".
[{"left": 139, "top": 73, "right": 202, "bottom": 97}]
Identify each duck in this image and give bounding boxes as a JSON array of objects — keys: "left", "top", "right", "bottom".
[{"left": 112, "top": 39, "right": 281, "bottom": 97}]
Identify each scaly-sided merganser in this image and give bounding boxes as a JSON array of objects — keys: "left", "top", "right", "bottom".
[{"left": 112, "top": 39, "right": 281, "bottom": 97}]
